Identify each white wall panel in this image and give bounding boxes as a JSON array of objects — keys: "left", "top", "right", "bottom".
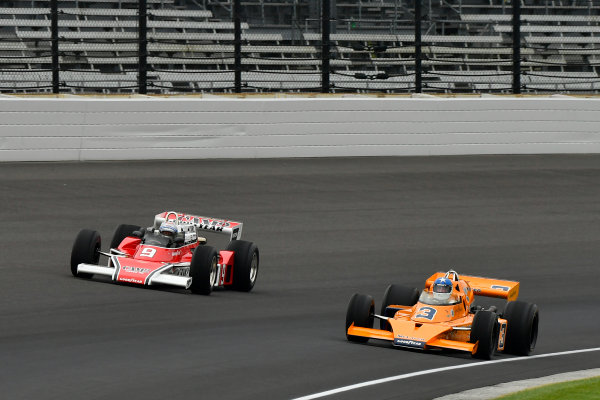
[{"left": 1, "top": 96, "right": 599, "bottom": 161}]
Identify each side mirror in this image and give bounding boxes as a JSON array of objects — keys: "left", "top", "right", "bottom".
[
  {"left": 131, "top": 230, "right": 143, "bottom": 238},
  {"left": 174, "top": 236, "right": 185, "bottom": 246}
]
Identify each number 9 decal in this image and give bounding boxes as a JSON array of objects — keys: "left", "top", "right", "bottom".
[
  {"left": 140, "top": 247, "right": 156, "bottom": 258},
  {"left": 415, "top": 306, "right": 437, "bottom": 320}
]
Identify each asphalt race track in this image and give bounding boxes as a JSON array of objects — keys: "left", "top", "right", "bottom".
[{"left": 1, "top": 155, "right": 599, "bottom": 400}]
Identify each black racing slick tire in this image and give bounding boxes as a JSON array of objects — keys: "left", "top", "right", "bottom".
[
  {"left": 189, "top": 245, "right": 218, "bottom": 295},
  {"left": 379, "top": 284, "right": 420, "bottom": 330},
  {"left": 345, "top": 293, "right": 375, "bottom": 343},
  {"left": 110, "top": 224, "right": 142, "bottom": 250},
  {"left": 503, "top": 301, "right": 539, "bottom": 356},
  {"left": 226, "top": 240, "right": 259, "bottom": 292},
  {"left": 70, "top": 229, "right": 101, "bottom": 279},
  {"left": 470, "top": 310, "right": 499, "bottom": 360}
]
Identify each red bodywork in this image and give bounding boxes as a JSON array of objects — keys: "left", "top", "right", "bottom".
[{"left": 113, "top": 237, "right": 235, "bottom": 287}]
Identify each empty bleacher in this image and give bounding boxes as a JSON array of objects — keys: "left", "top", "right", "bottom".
[{"left": 0, "top": 0, "right": 599, "bottom": 94}]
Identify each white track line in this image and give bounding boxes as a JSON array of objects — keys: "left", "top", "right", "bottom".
[{"left": 291, "top": 347, "right": 600, "bottom": 400}]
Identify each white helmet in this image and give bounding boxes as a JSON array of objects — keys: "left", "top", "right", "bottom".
[{"left": 159, "top": 221, "right": 177, "bottom": 237}]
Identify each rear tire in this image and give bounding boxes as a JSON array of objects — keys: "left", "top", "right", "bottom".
[
  {"left": 470, "top": 310, "right": 499, "bottom": 359},
  {"left": 503, "top": 301, "right": 539, "bottom": 356},
  {"left": 110, "top": 224, "right": 142, "bottom": 249},
  {"left": 70, "top": 229, "right": 101, "bottom": 279},
  {"left": 379, "top": 284, "right": 420, "bottom": 330},
  {"left": 345, "top": 293, "right": 374, "bottom": 343},
  {"left": 189, "top": 246, "right": 218, "bottom": 295},
  {"left": 226, "top": 240, "right": 259, "bottom": 292}
]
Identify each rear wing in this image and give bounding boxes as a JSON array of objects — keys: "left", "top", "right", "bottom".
[
  {"left": 425, "top": 272, "right": 520, "bottom": 301},
  {"left": 154, "top": 211, "right": 243, "bottom": 241}
]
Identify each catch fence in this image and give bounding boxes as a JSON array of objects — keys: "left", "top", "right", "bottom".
[{"left": 1, "top": 0, "right": 599, "bottom": 94}]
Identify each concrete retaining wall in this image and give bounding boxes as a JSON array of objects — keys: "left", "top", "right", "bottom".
[{"left": 1, "top": 95, "right": 599, "bottom": 161}]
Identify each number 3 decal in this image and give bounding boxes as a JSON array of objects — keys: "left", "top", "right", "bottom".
[
  {"left": 140, "top": 248, "right": 156, "bottom": 258},
  {"left": 415, "top": 306, "right": 437, "bottom": 320}
]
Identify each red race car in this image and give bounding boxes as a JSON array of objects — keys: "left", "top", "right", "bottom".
[{"left": 70, "top": 211, "right": 259, "bottom": 295}]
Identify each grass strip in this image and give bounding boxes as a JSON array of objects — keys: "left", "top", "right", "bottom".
[{"left": 495, "top": 376, "right": 600, "bottom": 400}]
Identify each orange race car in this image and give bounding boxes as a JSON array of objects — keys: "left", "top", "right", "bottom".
[{"left": 345, "top": 270, "right": 539, "bottom": 359}]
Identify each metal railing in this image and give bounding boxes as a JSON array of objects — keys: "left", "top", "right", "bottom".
[{"left": 0, "top": 0, "right": 599, "bottom": 94}]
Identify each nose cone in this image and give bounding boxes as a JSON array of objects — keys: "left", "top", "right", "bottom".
[
  {"left": 410, "top": 302, "right": 464, "bottom": 323},
  {"left": 388, "top": 318, "right": 452, "bottom": 348}
]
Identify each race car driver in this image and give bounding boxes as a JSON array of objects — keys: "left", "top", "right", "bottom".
[
  {"left": 159, "top": 221, "right": 178, "bottom": 238},
  {"left": 432, "top": 277, "right": 453, "bottom": 302}
]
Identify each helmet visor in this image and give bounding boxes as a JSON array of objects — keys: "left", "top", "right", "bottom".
[{"left": 433, "top": 284, "right": 452, "bottom": 293}]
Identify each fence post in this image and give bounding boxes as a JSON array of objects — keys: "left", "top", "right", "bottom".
[
  {"left": 138, "top": 0, "right": 147, "bottom": 94},
  {"left": 50, "top": 0, "right": 59, "bottom": 94},
  {"left": 321, "top": 0, "right": 331, "bottom": 93},
  {"left": 512, "top": 0, "right": 521, "bottom": 94},
  {"left": 414, "top": 0, "right": 422, "bottom": 93},
  {"left": 234, "top": 0, "right": 242, "bottom": 93}
]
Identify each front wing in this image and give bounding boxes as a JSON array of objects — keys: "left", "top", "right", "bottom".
[
  {"left": 78, "top": 249, "right": 236, "bottom": 290},
  {"left": 347, "top": 324, "right": 478, "bottom": 353},
  {"left": 77, "top": 257, "right": 192, "bottom": 289}
]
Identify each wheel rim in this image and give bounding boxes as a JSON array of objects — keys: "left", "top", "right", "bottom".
[
  {"left": 209, "top": 256, "right": 217, "bottom": 287},
  {"left": 93, "top": 242, "right": 101, "bottom": 264},
  {"left": 249, "top": 252, "right": 258, "bottom": 283}
]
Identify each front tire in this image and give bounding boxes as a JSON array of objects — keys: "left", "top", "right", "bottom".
[
  {"left": 226, "top": 240, "right": 259, "bottom": 292},
  {"left": 379, "top": 284, "right": 420, "bottom": 330},
  {"left": 70, "top": 229, "right": 101, "bottom": 279},
  {"left": 503, "top": 301, "right": 539, "bottom": 356},
  {"left": 345, "top": 293, "right": 375, "bottom": 343},
  {"left": 470, "top": 310, "right": 499, "bottom": 359},
  {"left": 189, "top": 246, "right": 218, "bottom": 295},
  {"left": 110, "top": 224, "right": 142, "bottom": 249}
]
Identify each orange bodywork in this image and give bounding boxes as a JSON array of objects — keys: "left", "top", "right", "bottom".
[
  {"left": 424, "top": 273, "right": 520, "bottom": 302},
  {"left": 347, "top": 272, "right": 517, "bottom": 354}
]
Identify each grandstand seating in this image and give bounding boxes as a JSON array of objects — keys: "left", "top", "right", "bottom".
[{"left": 0, "top": 0, "right": 599, "bottom": 93}]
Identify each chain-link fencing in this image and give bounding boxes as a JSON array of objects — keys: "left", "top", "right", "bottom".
[{"left": 0, "top": 0, "right": 599, "bottom": 94}]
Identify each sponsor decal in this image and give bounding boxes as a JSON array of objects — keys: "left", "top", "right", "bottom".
[
  {"left": 119, "top": 277, "right": 144, "bottom": 284},
  {"left": 491, "top": 285, "right": 510, "bottom": 291},
  {"left": 232, "top": 227, "right": 240, "bottom": 240},
  {"left": 396, "top": 335, "right": 424, "bottom": 341},
  {"left": 498, "top": 321, "right": 507, "bottom": 350},
  {"left": 184, "top": 231, "right": 197, "bottom": 243},
  {"left": 393, "top": 339, "right": 426, "bottom": 349},
  {"left": 171, "top": 250, "right": 182, "bottom": 257},
  {"left": 198, "top": 223, "right": 224, "bottom": 232},
  {"left": 179, "top": 215, "right": 232, "bottom": 229},
  {"left": 173, "top": 266, "right": 189, "bottom": 276},
  {"left": 122, "top": 265, "right": 151, "bottom": 274}
]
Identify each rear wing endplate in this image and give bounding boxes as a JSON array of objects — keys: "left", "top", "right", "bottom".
[
  {"left": 154, "top": 211, "right": 243, "bottom": 241},
  {"left": 425, "top": 272, "right": 520, "bottom": 301}
]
